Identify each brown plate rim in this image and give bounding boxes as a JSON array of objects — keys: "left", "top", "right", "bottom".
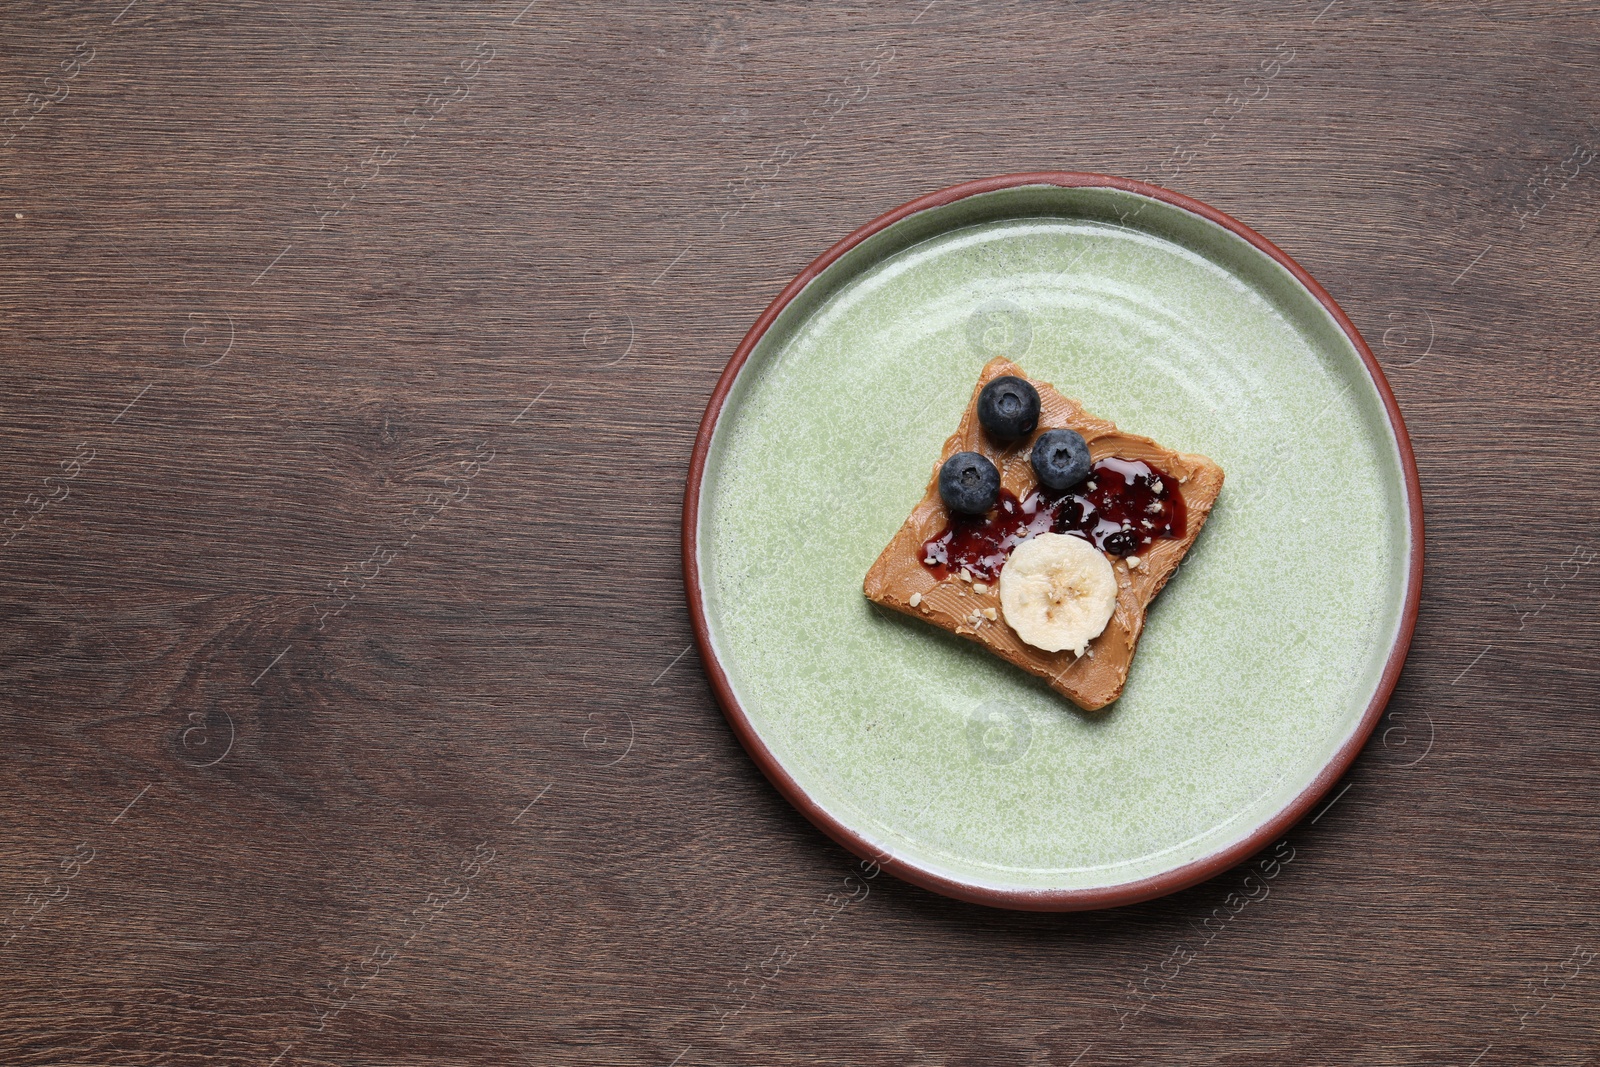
[{"left": 680, "top": 171, "right": 1425, "bottom": 912}]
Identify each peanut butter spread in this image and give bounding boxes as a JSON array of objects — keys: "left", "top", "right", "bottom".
[{"left": 862, "top": 357, "right": 1225, "bottom": 711}]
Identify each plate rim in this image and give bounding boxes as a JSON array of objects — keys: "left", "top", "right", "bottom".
[{"left": 681, "top": 171, "right": 1425, "bottom": 912}]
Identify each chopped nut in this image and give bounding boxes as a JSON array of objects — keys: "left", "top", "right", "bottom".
[
  {"left": 924, "top": 556, "right": 937, "bottom": 565},
  {"left": 920, "top": 605, "right": 932, "bottom": 615},
  {"left": 1146, "top": 501, "right": 1163, "bottom": 513},
  {"left": 982, "top": 607, "right": 998, "bottom": 621},
  {"left": 1152, "top": 479, "right": 1164, "bottom": 494},
  {"left": 1087, "top": 480, "right": 1097, "bottom": 491},
  {"left": 1179, "top": 474, "right": 1189, "bottom": 484},
  {"left": 960, "top": 568, "right": 973, "bottom": 583},
  {"left": 1140, "top": 519, "right": 1153, "bottom": 528},
  {"left": 1126, "top": 555, "right": 1142, "bottom": 569},
  {"left": 972, "top": 581, "right": 989, "bottom": 595},
  {"left": 908, "top": 592, "right": 922, "bottom": 608}
]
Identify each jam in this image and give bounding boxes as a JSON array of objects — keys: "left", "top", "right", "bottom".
[{"left": 920, "top": 457, "right": 1186, "bottom": 581}]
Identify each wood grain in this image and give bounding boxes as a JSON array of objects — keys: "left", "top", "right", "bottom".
[{"left": 1, "top": 1, "right": 1597, "bottom": 1063}]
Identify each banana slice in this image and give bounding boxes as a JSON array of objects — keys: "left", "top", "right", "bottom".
[{"left": 997, "top": 532, "right": 1117, "bottom": 655}]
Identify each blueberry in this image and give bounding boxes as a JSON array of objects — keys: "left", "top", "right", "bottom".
[
  {"left": 976, "top": 375, "right": 1041, "bottom": 442},
  {"left": 1029, "top": 428, "right": 1092, "bottom": 490},
  {"left": 938, "top": 451, "right": 1000, "bottom": 515},
  {"left": 1102, "top": 529, "right": 1138, "bottom": 557}
]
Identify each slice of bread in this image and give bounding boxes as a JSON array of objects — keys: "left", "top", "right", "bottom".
[{"left": 863, "top": 357, "right": 1224, "bottom": 711}]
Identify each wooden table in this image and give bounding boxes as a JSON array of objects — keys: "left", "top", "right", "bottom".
[{"left": 2, "top": 2, "right": 1595, "bottom": 1063}]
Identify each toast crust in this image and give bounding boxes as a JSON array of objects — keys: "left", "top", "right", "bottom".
[{"left": 862, "top": 358, "right": 1224, "bottom": 710}]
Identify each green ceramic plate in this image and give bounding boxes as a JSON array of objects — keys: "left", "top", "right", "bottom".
[{"left": 684, "top": 174, "right": 1422, "bottom": 911}]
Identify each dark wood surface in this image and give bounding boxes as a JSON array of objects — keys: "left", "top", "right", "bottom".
[{"left": 2, "top": 1, "right": 1597, "bottom": 1063}]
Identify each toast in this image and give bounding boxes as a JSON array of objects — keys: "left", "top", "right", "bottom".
[{"left": 862, "top": 357, "right": 1224, "bottom": 711}]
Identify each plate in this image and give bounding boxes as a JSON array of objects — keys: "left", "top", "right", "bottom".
[{"left": 683, "top": 174, "right": 1422, "bottom": 910}]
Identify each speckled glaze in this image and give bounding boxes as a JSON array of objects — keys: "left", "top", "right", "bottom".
[{"left": 684, "top": 175, "right": 1422, "bottom": 910}]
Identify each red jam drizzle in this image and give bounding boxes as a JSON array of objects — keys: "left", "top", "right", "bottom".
[{"left": 920, "top": 457, "right": 1187, "bottom": 581}]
